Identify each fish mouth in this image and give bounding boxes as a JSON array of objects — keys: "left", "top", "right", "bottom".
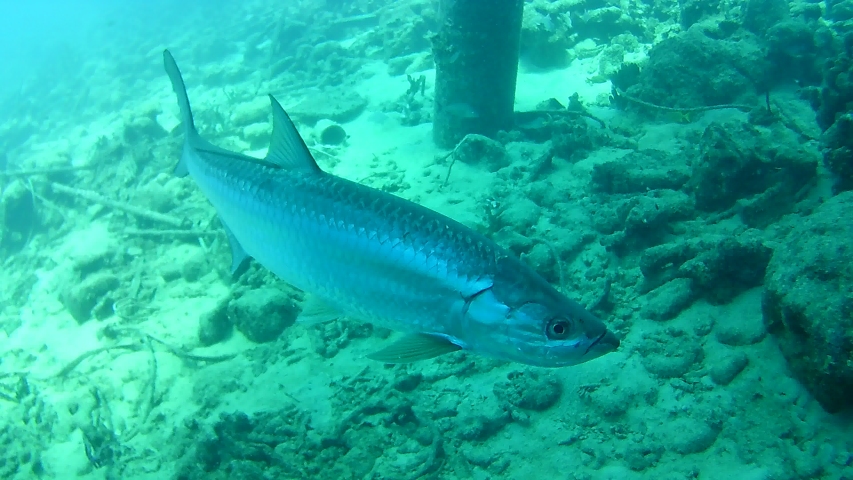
[{"left": 585, "top": 329, "right": 620, "bottom": 355}]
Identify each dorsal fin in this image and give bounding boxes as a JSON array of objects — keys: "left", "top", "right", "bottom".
[{"left": 265, "top": 95, "right": 322, "bottom": 173}]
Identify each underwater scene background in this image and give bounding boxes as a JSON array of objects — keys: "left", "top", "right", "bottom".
[{"left": 1, "top": 0, "right": 852, "bottom": 478}]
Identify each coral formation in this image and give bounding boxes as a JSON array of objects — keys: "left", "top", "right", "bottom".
[{"left": 763, "top": 192, "right": 853, "bottom": 413}]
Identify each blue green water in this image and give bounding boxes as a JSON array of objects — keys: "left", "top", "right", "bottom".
[{"left": 0, "top": 0, "right": 851, "bottom": 479}]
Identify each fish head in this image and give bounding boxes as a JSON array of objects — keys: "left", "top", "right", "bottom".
[
  {"left": 500, "top": 299, "right": 620, "bottom": 367},
  {"left": 466, "top": 257, "right": 619, "bottom": 367}
]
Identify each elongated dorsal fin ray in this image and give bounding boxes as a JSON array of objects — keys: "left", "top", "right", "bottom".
[{"left": 266, "top": 95, "right": 322, "bottom": 173}]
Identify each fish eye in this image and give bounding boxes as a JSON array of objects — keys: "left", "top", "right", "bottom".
[{"left": 546, "top": 319, "right": 574, "bottom": 340}]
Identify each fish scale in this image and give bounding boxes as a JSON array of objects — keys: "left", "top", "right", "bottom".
[
  {"left": 196, "top": 151, "right": 487, "bottom": 329},
  {"left": 163, "top": 49, "right": 619, "bottom": 366}
]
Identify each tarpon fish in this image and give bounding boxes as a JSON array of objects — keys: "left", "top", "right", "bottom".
[{"left": 163, "top": 50, "right": 619, "bottom": 366}]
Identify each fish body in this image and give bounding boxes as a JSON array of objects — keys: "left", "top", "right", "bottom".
[{"left": 163, "top": 50, "right": 618, "bottom": 366}]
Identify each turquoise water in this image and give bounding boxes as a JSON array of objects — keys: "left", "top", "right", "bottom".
[{"left": 0, "top": 0, "right": 851, "bottom": 478}]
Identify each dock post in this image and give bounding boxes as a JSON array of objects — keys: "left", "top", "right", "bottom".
[{"left": 433, "top": 0, "right": 524, "bottom": 149}]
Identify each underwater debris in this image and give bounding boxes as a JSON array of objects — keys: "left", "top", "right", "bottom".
[
  {"left": 315, "top": 119, "right": 347, "bottom": 146},
  {"left": 51, "top": 182, "right": 189, "bottom": 228},
  {"left": 612, "top": 86, "right": 753, "bottom": 115},
  {"left": 405, "top": 73, "right": 426, "bottom": 98},
  {"left": 0, "top": 164, "right": 92, "bottom": 178}
]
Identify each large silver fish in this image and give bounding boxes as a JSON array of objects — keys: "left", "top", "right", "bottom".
[{"left": 163, "top": 50, "right": 619, "bottom": 367}]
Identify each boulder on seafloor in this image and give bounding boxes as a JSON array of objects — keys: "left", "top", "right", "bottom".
[
  {"left": 0, "top": 180, "right": 37, "bottom": 254},
  {"left": 227, "top": 287, "right": 299, "bottom": 343},
  {"left": 591, "top": 150, "right": 690, "bottom": 195},
  {"left": 53, "top": 230, "right": 120, "bottom": 323},
  {"left": 198, "top": 296, "right": 232, "bottom": 346},
  {"left": 454, "top": 134, "right": 510, "bottom": 172},
  {"left": 614, "top": 24, "right": 767, "bottom": 112},
  {"left": 822, "top": 112, "right": 853, "bottom": 193},
  {"left": 689, "top": 119, "right": 818, "bottom": 226},
  {"left": 639, "top": 230, "right": 772, "bottom": 306},
  {"left": 60, "top": 271, "right": 120, "bottom": 324},
  {"left": 641, "top": 278, "right": 695, "bottom": 321},
  {"left": 762, "top": 192, "right": 853, "bottom": 413}
]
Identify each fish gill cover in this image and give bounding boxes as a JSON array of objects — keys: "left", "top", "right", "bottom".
[{"left": 0, "top": 0, "right": 851, "bottom": 479}]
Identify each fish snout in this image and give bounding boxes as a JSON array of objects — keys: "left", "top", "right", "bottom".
[
  {"left": 598, "top": 329, "right": 620, "bottom": 350},
  {"left": 585, "top": 328, "right": 620, "bottom": 358}
]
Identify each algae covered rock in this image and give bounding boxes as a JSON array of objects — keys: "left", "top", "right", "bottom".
[
  {"left": 597, "top": 189, "right": 694, "bottom": 253},
  {"left": 198, "top": 296, "right": 232, "bottom": 346},
  {"left": 60, "top": 272, "right": 121, "bottom": 324},
  {"left": 766, "top": 20, "right": 822, "bottom": 85},
  {"left": 227, "top": 287, "right": 298, "bottom": 343},
  {"left": 454, "top": 134, "right": 509, "bottom": 172},
  {"left": 822, "top": 112, "right": 853, "bottom": 193},
  {"left": 0, "top": 179, "right": 37, "bottom": 253},
  {"left": 641, "top": 278, "right": 694, "bottom": 321},
  {"left": 497, "top": 196, "right": 541, "bottom": 232},
  {"left": 714, "top": 306, "right": 767, "bottom": 346},
  {"left": 640, "top": 231, "right": 772, "bottom": 305},
  {"left": 571, "top": 6, "right": 645, "bottom": 43},
  {"left": 743, "top": 0, "right": 789, "bottom": 37},
  {"left": 689, "top": 120, "right": 818, "bottom": 224},
  {"left": 762, "top": 192, "right": 853, "bottom": 412},
  {"left": 591, "top": 150, "right": 690, "bottom": 194},
  {"left": 616, "top": 25, "right": 767, "bottom": 110}
]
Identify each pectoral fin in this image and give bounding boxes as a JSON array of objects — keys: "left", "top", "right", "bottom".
[
  {"left": 297, "top": 296, "right": 341, "bottom": 324},
  {"left": 367, "top": 334, "right": 462, "bottom": 363},
  {"left": 220, "top": 220, "right": 250, "bottom": 276}
]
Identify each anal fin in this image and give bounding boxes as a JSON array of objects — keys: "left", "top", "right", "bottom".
[{"left": 367, "top": 334, "right": 462, "bottom": 363}]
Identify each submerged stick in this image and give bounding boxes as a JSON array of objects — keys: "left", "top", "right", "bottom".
[
  {"left": 51, "top": 343, "right": 142, "bottom": 379},
  {"left": 0, "top": 165, "right": 94, "bottom": 177},
  {"left": 440, "top": 134, "right": 476, "bottom": 188},
  {"left": 613, "top": 87, "right": 753, "bottom": 113},
  {"left": 51, "top": 182, "right": 189, "bottom": 228},
  {"left": 145, "top": 334, "right": 238, "bottom": 363},
  {"left": 139, "top": 336, "right": 157, "bottom": 427},
  {"left": 515, "top": 109, "right": 606, "bottom": 129},
  {"left": 124, "top": 228, "right": 217, "bottom": 238}
]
